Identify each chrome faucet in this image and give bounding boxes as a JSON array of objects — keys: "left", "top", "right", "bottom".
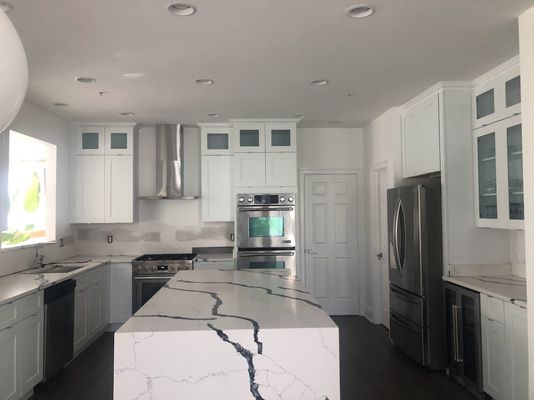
[{"left": 38, "top": 254, "right": 45, "bottom": 269}]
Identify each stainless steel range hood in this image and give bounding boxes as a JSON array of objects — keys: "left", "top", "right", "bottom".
[{"left": 141, "top": 124, "right": 199, "bottom": 200}]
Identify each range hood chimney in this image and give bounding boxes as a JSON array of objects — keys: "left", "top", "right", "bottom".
[{"left": 154, "top": 124, "right": 199, "bottom": 199}]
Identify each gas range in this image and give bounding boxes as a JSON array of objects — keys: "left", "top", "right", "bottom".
[{"left": 132, "top": 253, "right": 195, "bottom": 276}]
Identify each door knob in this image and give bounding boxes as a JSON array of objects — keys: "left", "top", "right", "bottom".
[
  {"left": 377, "top": 252, "right": 383, "bottom": 260},
  {"left": 305, "top": 249, "right": 317, "bottom": 255}
]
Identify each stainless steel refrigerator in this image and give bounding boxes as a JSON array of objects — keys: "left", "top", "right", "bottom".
[{"left": 387, "top": 180, "right": 446, "bottom": 370}]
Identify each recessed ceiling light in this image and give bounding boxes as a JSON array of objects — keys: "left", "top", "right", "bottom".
[
  {"left": 168, "top": 2, "right": 197, "bottom": 16},
  {"left": 294, "top": 114, "right": 307, "bottom": 119},
  {"left": 208, "top": 113, "right": 221, "bottom": 117},
  {"left": 122, "top": 72, "right": 145, "bottom": 80},
  {"left": 0, "top": 1, "right": 13, "bottom": 12},
  {"left": 120, "top": 112, "right": 135, "bottom": 116},
  {"left": 310, "top": 79, "right": 329, "bottom": 87},
  {"left": 53, "top": 102, "right": 69, "bottom": 107},
  {"left": 195, "top": 78, "right": 214, "bottom": 85},
  {"left": 345, "top": 4, "right": 375, "bottom": 18},
  {"left": 75, "top": 76, "right": 96, "bottom": 84}
]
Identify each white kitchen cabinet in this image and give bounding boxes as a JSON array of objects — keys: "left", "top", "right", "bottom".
[
  {"left": 200, "top": 124, "right": 233, "bottom": 155},
  {"left": 401, "top": 92, "right": 440, "bottom": 178},
  {"left": 87, "top": 283, "right": 103, "bottom": 338},
  {"left": 201, "top": 156, "right": 233, "bottom": 222},
  {"left": 75, "top": 126, "right": 105, "bottom": 155},
  {"left": 0, "top": 326, "right": 18, "bottom": 400},
  {"left": 104, "top": 126, "right": 133, "bottom": 155},
  {"left": 73, "top": 288, "right": 89, "bottom": 355},
  {"left": 18, "top": 312, "right": 43, "bottom": 395},
  {"left": 473, "top": 63, "right": 521, "bottom": 129},
  {"left": 474, "top": 114, "right": 523, "bottom": 229},
  {"left": 234, "top": 153, "right": 266, "bottom": 187},
  {"left": 105, "top": 156, "right": 134, "bottom": 223},
  {"left": 481, "top": 315, "right": 505, "bottom": 399},
  {"left": 109, "top": 263, "right": 132, "bottom": 324},
  {"left": 233, "top": 122, "right": 265, "bottom": 153},
  {"left": 266, "top": 153, "right": 297, "bottom": 187},
  {"left": 71, "top": 156, "right": 106, "bottom": 223},
  {"left": 265, "top": 122, "right": 297, "bottom": 152},
  {"left": 504, "top": 302, "right": 528, "bottom": 400}
]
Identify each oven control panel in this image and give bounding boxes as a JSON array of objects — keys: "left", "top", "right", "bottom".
[{"left": 237, "top": 193, "right": 296, "bottom": 206}]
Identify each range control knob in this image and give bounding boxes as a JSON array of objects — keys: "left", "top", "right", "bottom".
[
  {"left": 279, "top": 196, "right": 286, "bottom": 202},
  {"left": 238, "top": 197, "right": 245, "bottom": 203},
  {"left": 248, "top": 197, "right": 253, "bottom": 203},
  {"left": 288, "top": 196, "right": 294, "bottom": 203}
]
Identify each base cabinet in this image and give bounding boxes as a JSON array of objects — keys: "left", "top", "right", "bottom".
[
  {"left": 73, "top": 290, "right": 89, "bottom": 355},
  {"left": 109, "top": 263, "right": 132, "bottom": 324},
  {"left": 504, "top": 302, "right": 528, "bottom": 400},
  {"left": 0, "top": 326, "right": 18, "bottom": 400},
  {"left": 481, "top": 316, "right": 505, "bottom": 399}
]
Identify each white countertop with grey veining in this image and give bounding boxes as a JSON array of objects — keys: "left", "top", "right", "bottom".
[
  {"left": 443, "top": 274, "right": 527, "bottom": 306},
  {"left": 0, "top": 254, "right": 138, "bottom": 306}
]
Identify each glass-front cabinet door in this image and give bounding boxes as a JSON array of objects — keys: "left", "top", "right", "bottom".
[
  {"left": 200, "top": 124, "right": 232, "bottom": 155},
  {"left": 76, "top": 126, "right": 105, "bottom": 155},
  {"left": 233, "top": 122, "right": 265, "bottom": 153},
  {"left": 105, "top": 126, "right": 133, "bottom": 155},
  {"left": 265, "top": 123, "right": 297, "bottom": 152},
  {"left": 473, "top": 64, "right": 520, "bottom": 129},
  {"left": 474, "top": 114, "right": 524, "bottom": 229},
  {"left": 476, "top": 130, "right": 498, "bottom": 221}
]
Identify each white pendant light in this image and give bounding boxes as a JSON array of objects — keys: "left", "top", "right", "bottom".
[{"left": 0, "top": 8, "right": 28, "bottom": 132}]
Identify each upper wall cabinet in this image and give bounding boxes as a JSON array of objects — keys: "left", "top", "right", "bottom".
[
  {"left": 75, "top": 125, "right": 133, "bottom": 155},
  {"left": 474, "top": 115, "right": 523, "bottom": 229},
  {"left": 401, "top": 92, "right": 441, "bottom": 178},
  {"left": 233, "top": 122, "right": 266, "bottom": 153},
  {"left": 200, "top": 124, "right": 233, "bottom": 155},
  {"left": 473, "top": 62, "right": 521, "bottom": 129},
  {"left": 265, "top": 123, "right": 297, "bottom": 152}
]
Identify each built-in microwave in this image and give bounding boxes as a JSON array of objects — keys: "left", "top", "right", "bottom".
[{"left": 236, "top": 193, "right": 296, "bottom": 250}]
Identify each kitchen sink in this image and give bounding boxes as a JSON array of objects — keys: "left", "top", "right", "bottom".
[{"left": 26, "top": 265, "right": 85, "bottom": 274}]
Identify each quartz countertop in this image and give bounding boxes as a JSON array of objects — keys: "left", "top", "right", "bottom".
[
  {"left": 0, "top": 254, "right": 138, "bottom": 306},
  {"left": 114, "top": 269, "right": 339, "bottom": 400},
  {"left": 119, "top": 269, "right": 335, "bottom": 333},
  {"left": 443, "top": 274, "right": 527, "bottom": 306}
]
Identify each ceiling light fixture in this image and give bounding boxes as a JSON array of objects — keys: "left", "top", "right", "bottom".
[
  {"left": 310, "top": 79, "right": 329, "bottom": 87},
  {"left": 120, "top": 112, "right": 135, "bottom": 116},
  {"left": 0, "top": 1, "right": 13, "bottom": 12},
  {"left": 168, "top": 2, "right": 197, "bottom": 16},
  {"left": 122, "top": 72, "right": 145, "bottom": 79},
  {"left": 75, "top": 76, "right": 96, "bottom": 84},
  {"left": 195, "top": 78, "right": 214, "bottom": 85},
  {"left": 345, "top": 4, "right": 375, "bottom": 18},
  {"left": 53, "top": 102, "right": 69, "bottom": 107},
  {"left": 208, "top": 113, "right": 221, "bottom": 117}
]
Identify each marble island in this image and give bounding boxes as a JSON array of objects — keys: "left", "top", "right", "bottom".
[{"left": 114, "top": 270, "right": 340, "bottom": 400}]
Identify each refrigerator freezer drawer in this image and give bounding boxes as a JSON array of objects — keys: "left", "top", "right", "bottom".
[
  {"left": 390, "top": 311, "right": 428, "bottom": 366},
  {"left": 390, "top": 284, "right": 425, "bottom": 327}
]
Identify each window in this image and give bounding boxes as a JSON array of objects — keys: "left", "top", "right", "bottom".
[{"left": 1, "top": 131, "right": 56, "bottom": 249}]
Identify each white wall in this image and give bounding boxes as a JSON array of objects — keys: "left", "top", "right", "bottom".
[
  {"left": 518, "top": 8, "right": 534, "bottom": 396},
  {"left": 0, "top": 101, "right": 77, "bottom": 276}
]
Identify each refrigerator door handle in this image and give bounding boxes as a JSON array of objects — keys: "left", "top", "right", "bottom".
[{"left": 393, "top": 198, "right": 402, "bottom": 274}]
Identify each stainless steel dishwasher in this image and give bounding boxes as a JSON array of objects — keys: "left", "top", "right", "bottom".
[{"left": 43, "top": 279, "right": 76, "bottom": 381}]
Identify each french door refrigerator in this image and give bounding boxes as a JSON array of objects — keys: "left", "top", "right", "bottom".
[{"left": 387, "top": 180, "right": 446, "bottom": 370}]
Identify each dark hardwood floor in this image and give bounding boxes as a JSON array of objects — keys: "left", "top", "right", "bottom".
[{"left": 32, "top": 317, "right": 475, "bottom": 400}]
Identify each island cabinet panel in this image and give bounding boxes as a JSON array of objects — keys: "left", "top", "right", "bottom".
[{"left": 114, "top": 270, "right": 340, "bottom": 400}]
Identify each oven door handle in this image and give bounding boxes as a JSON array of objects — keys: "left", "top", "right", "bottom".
[
  {"left": 238, "top": 207, "right": 294, "bottom": 212},
  {"left": 239, "top": 251, "right": 295, "bottom": 257},
  {"left": 133, "top": 276, "right": 173, "bottom": 280}
]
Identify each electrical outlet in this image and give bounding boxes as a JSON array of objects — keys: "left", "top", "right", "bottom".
[
  {"left": 107, "top": 235, "right": 113, "bottom": 244},
  {"left": 58, "top": 238, "right": 64, "bottom": 247}
]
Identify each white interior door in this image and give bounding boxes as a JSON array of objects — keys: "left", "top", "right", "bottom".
[
  {"left": 370, "top": 164, "right": 391, "bottom": 328},
  {"left": 303, "top": 173, "right": 359, "bottom": 315}
]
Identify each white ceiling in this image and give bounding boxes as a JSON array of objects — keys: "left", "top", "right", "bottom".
[{"left": 6, "top": 0, "right": 533, "bottom": 127}]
